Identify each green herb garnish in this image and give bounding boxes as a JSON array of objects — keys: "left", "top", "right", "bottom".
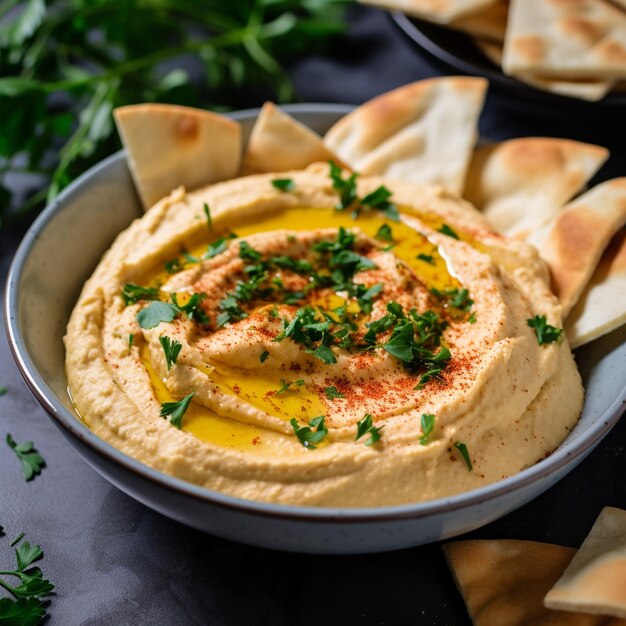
[
  {"left": 164, "top": 258, "right": 185, "bottom": 274},
  {"left": 136, "top": 301, "right": 178, "bottom": 329},
  {"left": 0, "top": 387, "right": 7, "bottom": 396},
  {"left": 419, "top": 413, "right": 435, "bottom": 445},
  {"left": 438, "top": 224, "right": 459, "bottom": 239},
  {"left": 159, "top": 336, "right": 182, "bottom": 371},
  {"left": 171, "top": 293, "right": 209, "bottom": 324},
  {"left": 160, "top": 392, "right": 194, "bottom": 429},
  {"left": 271, "top": 178, "right": 295, "bottom": 191},
  {"left": 0, "top": 534, "right": 54, "bottom": 624},
  {"left": 275, "top": 379, "right": 305, "bottom": 395},
  {"left": 121, "top": 283, "right": 159, "bottom": 306},
  {"left": 329, "top": 160, "right": 358, "bottom": 210},
  {"left": 203, "top": 202, "right": 212, "bottom": 231},
  {"left": 204, "top": 233, "right": 237, "bottom": 260},
  {"left": 527, "top": 315, "right": 563, "bottom": 346},
  {"left": 375, "top": 224, "right": 394, "bottom": 242},
  {"left": 361, "top": 186, "right": 399, "bottom": 222},
  {"left": 259, "top": 351, "right": 269, "bottom": 363},
  {"left": 417, "top": 253, "right": 434, "bottom": 264},
  {"left": 355, "top": 413, "right": 383, "bottom": 446},
  {"left": 128, "top": 334, "right": 134, "bottom": 350},
  {"left": 454, "top": 441, "right": 473, "bottom": 471},
  {"left": 6, "top": 435, "right": 45, "bottom": 481},
  {"left": 239, "top": 240, "right": 262, "bottom": 262},
  {"left": 290, "top": 416, "right": 328, "bottom": 449},
  {"left": 324, "top": 386, "right": 345, "bottom": 400},
  {"left": 430, "top": 287, "right": 474, "bottom": 312}
]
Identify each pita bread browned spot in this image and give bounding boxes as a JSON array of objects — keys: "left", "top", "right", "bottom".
[
  {"left": 450, "top": 0, "right": 509, "bottom": 42},
  {"left": 444, "top": 540, "right": 626, "bottom": 625},
  {"left": 566, "top": 229, "right": 626, "bottom": 348},
  {"left": 503, "top": 0, "right": 626, "bottom": 79},
  {"left": 114, "top": 104, "right": 241, "bottom": 211},
  {"left": 241, "top": 102, "right": 341, "bottom": 175},
  {"left": 476, "top": 38, "right": 615, "bottom": 101},
  {"left": 463, "top": 137, "right": 609, "bottom": 236},
  {"left": 527, "top": 178, "right": 626, "bottom": 317},
  {"left": 357, "top": 0, "right": 499, "bottom": 24},
  {"left": 545, "top": 508, "right": 626, "bottom": 619},
  {"left": 324, "top": 77, "right": 488, "bottom": 195}
]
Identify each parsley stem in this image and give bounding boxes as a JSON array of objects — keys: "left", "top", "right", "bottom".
[{"left": 0, "top": 578, "right": 19, "bottom": 598}]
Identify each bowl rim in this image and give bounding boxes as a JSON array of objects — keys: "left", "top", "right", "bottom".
[{"left": 5, "top": 102, "right": 626, "bottom": 523}]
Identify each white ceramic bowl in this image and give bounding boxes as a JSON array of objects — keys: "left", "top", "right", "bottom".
[{"left": 5, "top": 104, "right": 626, "bottom": 554}]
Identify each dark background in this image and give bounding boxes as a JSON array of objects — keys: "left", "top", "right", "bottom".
[{"left": 1, "top": 6, "right": 625, "bottom": 624}]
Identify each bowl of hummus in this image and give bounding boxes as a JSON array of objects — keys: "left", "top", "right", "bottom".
[{"left": 6, "top": 102, "right": 626, "bottom": 554}]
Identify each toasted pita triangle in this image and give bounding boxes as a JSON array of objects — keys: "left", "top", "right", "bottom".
[
  {"left": 503, "top": 0, "right": 626, "bottom": 79},
  {"left": 463, "top": 138, "right": 609, "bottom": 236},
  {"left": 357, "top": 0, "right": 499, "bottom": 23},
  {"left": 241, "top": 102, "right": 340, "bottom": 175},
  {"left": 477, "top": 38, "right": 615, "bottom": 101},
  {"left": 451, "top": 0, "right": 509, "bottom": 42},
  {"left": 527, "top": 178, "right": 626, "bottom": 317},
  {"left": 324, "top": 77, "right": 487, "bottom": 195},
  {"left": 566, "top": 229, "right": 626, "bottom": 348},
  {"left": 114, "top": 104, "right": 241, "bottom": 211},
  {"left": 545, "top": 508, "right": 626, "bottom": 619},
  {"left": 442, "top": 540, "right": 624, "bottom": 625}
]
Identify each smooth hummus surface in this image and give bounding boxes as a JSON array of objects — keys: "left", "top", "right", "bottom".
[{"left": 65, "top": 163, "right": 584, "bottom": 507}]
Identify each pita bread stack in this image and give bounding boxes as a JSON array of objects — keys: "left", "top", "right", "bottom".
[{"left": 358, "top": 0, "right": 626, "bottom": 101}]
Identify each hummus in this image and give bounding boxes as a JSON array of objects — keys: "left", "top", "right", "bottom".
[{"left": 64, "top": 163, "right": 584, "bottom": 507}]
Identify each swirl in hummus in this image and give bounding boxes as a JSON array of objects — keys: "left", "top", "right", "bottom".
[{"left": 65, "top": 163, "right": 584, "bottom": 507}]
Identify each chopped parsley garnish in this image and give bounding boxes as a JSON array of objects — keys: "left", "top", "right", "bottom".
[
  {"left": 164, "top": 258, "right": 185, "bottom": 274},
  {"left": 274, "top": 379, "right": 305, "bottom": 395},
  {"left": 128, "top": 334, "right": 134, "bottom": 350},
  {"left": 136, "top": 301, "right": 178, "bottom": 329},
  {"left": 355, "top": 413, "right": 383, "bottom": 446},
  {"left": 171, "top": 293, "right": 209, "bottom": 324},
  {"left": 271, "top": 178, "right": 295, "bottom": 191},
  {"left": 468, "top": 312, "right": 477, "bottom": 324},
  {"left": 160, "top": 392, "right": 194, "bottom": 429},
  {"left": 6, "top": 435, "right": 45, "bottom": 481},
  {"left": 417, "top": 253, "right": 434, "bottom": 265},
  {"left": 430, "top": 287, "right": 474, "bottom": 312},
  {"left": 159, "top": 336, "right": 182, "bottom": 371},
  {"left": 360, "top": 186, "right": 399, "bottom": 222},
  {"left": 438, "top": 223, "right": 459, "bottom": 239},
  {"left": 290, "top": 416, "right": 328, "bottom": 449},
  {"left": 217, "top": 294, "right": 247, "bottom": 327},
  {"left": 270, "top": 256, "right": 313, "bottom": 274},
  {"left": 259, "top": 351, "right": 269, "bottom": 363},
  {"left": 203, "top": 202, "right": 212, "bottom": 231},
  {"left": 204, "top": 233, "right": 237, "bottom": 259},
  {"left": 324, "top": 386, "right": 345, "bottom": 400},
  {"left": 239, "top": 240, "right": 262, "bottom": 262},
  {"left": 329, "top": 160, "right": 358, "bottom": 210},
  {"left": 375, "top": 224, "right": 394, "bottom": 242},
  {"left": 454, "top": 441, "right": 473, "bottom": 471},
  {"left": 527, "top": 315, "right": 563, "bottom": 346},
  {"left": 419, "top": 413, "right": 435, "bottom": 445},
  {"left": 0, "top": 533, "right": 55, "bottom": 623},
  {"left": 121, "top": 283, "right": 159, "bottom": 306}
]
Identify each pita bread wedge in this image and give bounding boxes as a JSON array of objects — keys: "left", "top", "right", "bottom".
[
  {"left": 545, "top": 508, "right": 626, "bottom": 619},
  {"left": 324, "top": 77, "right": 488, "bottom": 195},
  {"left": 477, "top": 38, "right": 615, "bottom": 101},
  {"left": 357, "top": 0, "right": 498, "bottom": 24},
  {"left": 114, "top": 104, "right": 241, "bottom": 211},
  {"left": 566, "top": 229, "right": 626, "bottom": 348},
  {"left": 503, "top": 0, "right": 626, "bottom": 79},
  {"left": 443, "top": 540, "right": 626, "bottom": 625},
  {"left": 242, "top": 102, "right": 341, "bottom": 175},
  {"left": 463, "top": 138, "right": 609, "bottom": 236},
  {"left": 450, "top": 0, "right": 509, "bottom": 42},
  {"left": 527, "top": 179, "right": 626, "bottom": 317}
]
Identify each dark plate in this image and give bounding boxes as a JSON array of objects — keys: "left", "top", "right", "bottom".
[{"left": 392, "top": 11, "right": 626, "bottom": 108}]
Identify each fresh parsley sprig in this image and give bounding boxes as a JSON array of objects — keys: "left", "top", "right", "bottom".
[
  {"left": 454, "top": 441, "right": 473, "bottom": 471},
  {"left": 5, "top": 435, "right": 45, "bottom": 481},
  {"left": 527, "top": 315, "right": 563, "bottom": 346},
  {"left": 159, "top": 336, "right": 182, "bottom": 371},
  {"left": 274, "top": 379, "right": 305, "bottom": 395},
  {"left": 419, "top": 413, "right": 435, "bottom": 445},
  {"left": 290, "top": 416, "right": 328, "bottom": 449},
  {"left": 324, "top": 386, "right": 345, "bottom": 400},
  {"left": 355, "top": 414, "right": 383, "bottom": 446},
  {"left": 160, "top": 392, "right": 194, "bottom": 429}
]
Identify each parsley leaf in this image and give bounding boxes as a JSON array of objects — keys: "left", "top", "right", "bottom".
[
  {"left": 136, "top": 301, "right": 178, "bottom": 329},
  {"left": 455, "top": 441, "right": 473, "bottom": 471},
  {"left": 430, "top": 287, "right": 474, "bottom": 312},
  {"left": 171, "top": 293, "right": 209, "bottom": 324},
  {"left": 259, "top": 350, "right": 269, "bottom": 363},
  {"left": 0, "top": 387, "right": 7, "bottom": 395},
  {"left": 290, "top": 416, "right": 328, "bottom": 449},
  {"left": 6, "top": 435, "right": 45, "bottom": 481},
  {"left": 527, "top": 315, "right": 563, "bottom": 346},
  {"left": 311, "top": 343, "right": 336, "bottom": 364},
  {"left": 159, "top": 336, "right": 182, "bottom": 371},
  {"left": 329, "top": 160, "right": 358, "bottom": 210},
  {"left": 217, "top": 294, "right": 248, "bottom": 327},
  {"left": 324, "top": 386, "right": 345, "bottom": 400},
  {"left": 128, "top": 334, "right": 134, "bottom": 350},
  {"left": 164, "top": 258, "right": 185, "bottom": 274},
  {"left": 0, "top": 597, "right": 46, "bottom": 625},
  {"left": 271, "top": 178, "right": 295, "bottom": 191},
  {"left": 361, "top": 186, "right": 399, "bottom": 222},
  {"left": 417, "top": 253, "right": 434, "bottom": 265},
  {"left": 121, "top": 283, "right": 159, "bottom": 306},
  {"left": 239, "top": 240, "right": 262, "bottom": 262},
  {"left": 375, "top": 224, "right": 394, "bottom": 242},
  {"left": 355, "top": 413, "right": 383, "bottom": 446},
  {"left": 275, "top": 379, "right": 305, "bottom": 395},
  {"left": 204, "top": 233, "right": 237, "bottom": 259},
  {"left": 419, "top": 413, "right": 435, "bottom": 445},
  {"left": 203, "top": 202, "right": 212, "bottom": 231},
  {"left": 438, "top": 224, "right": 459, "bottom": 239},
  {"left": 160, "top": 392, "right": 194, "bottom": 429}
]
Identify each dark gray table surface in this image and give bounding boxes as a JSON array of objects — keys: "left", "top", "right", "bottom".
[{"left": 1, "top": 6, "right": 625, "bottom": 625}]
